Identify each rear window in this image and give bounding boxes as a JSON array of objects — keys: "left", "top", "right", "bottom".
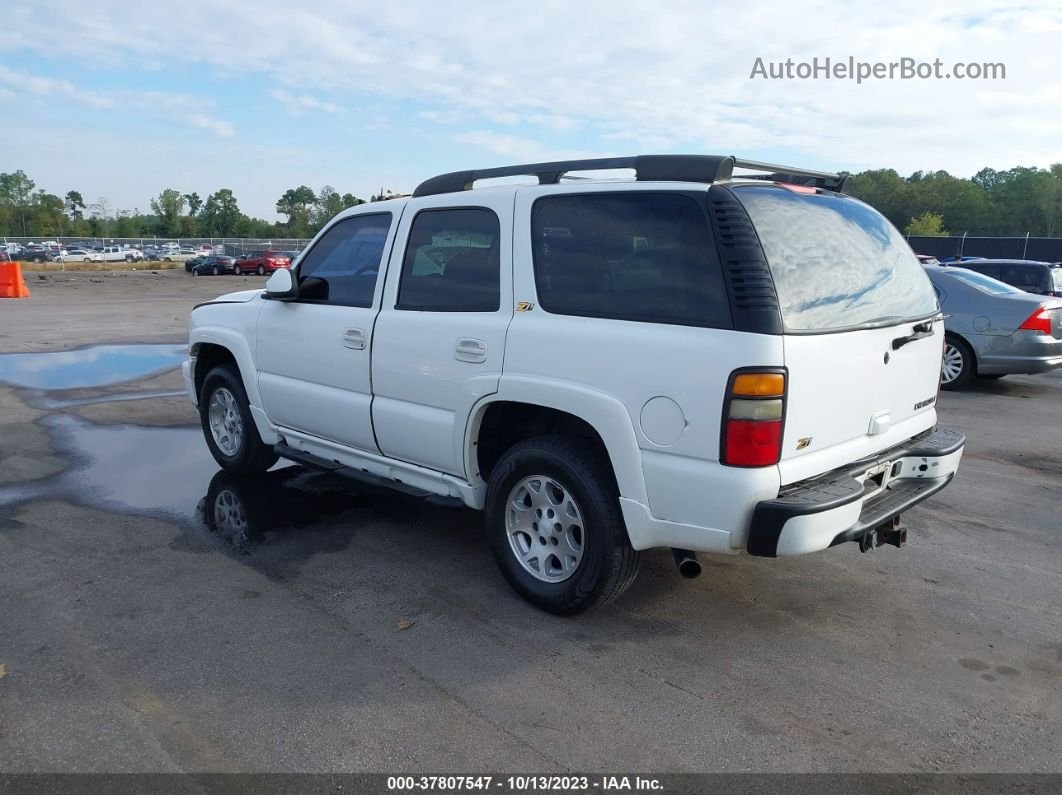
[
  {"left": 531, "top": 192, "right": 732, "bottom": 328},
  {"left": 735, "top": 186, "right": 938, "bottom": 332}
]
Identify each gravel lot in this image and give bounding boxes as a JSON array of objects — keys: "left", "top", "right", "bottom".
[{"left": 1, "top": 270, "right": 1060, "bottom": 775}]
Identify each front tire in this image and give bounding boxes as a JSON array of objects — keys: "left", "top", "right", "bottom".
[
  {"left": 941, "top": 334, "right": 975, "bottom": 390},
  {"left": 257, "top": 264, "right": 265, "bottom": 275},
  {"left": 199, "top": 364, "right": 278, "bottom": 473},
  {"left": 212, "top": 266, "right": 220, "bottom": 275},
  {"left": 485, "top": 436, "right": 639, "bottom": 615}
]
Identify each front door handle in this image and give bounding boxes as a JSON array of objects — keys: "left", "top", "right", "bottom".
[
  {"left": 455, "top": 338, "right": 487, "bottom": 363},
  {"left": 343, "top": 328, "right": 367, "bottom": 350}
]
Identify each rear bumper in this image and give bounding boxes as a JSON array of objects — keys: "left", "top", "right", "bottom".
[{"left": 747, "top": 427, "right": 965, "bottom": 557}]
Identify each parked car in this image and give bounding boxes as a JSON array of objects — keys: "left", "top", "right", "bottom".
[
  {"left": 190, "top": 256, "right": 237, "bottom": 276},
  {"left": 185, "top": 255, "right": 208, "bottom": 272},
  {"left": 923, "top": 265, "right": 1062, "bottom": 388},
  {"left": 55, "top": 248, "right": 93, "bottom": 261},
  {"left": 943, "top": 258, "right": 1062, "bottom": 298},
  {"left": 939, "top": 256, "right": 985, "bottom": 263},
  {"left": 916, "top": 254, "right": 940, "bottom": 265},
  {"left": 184, "top": 153, "right": 966, "bottom": 614},
  {"left": 18, "top": 245, "right": 51, "bottom": 263},
  {"left": 235, "top": 250, "right": 292, "bottom": 275}
]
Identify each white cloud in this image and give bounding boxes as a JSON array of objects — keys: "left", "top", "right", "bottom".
[
  {"left": 271, "top": 88, "right": 342, "bottom": 115},
  {"left": 2, "top": 0, "right": 1061, "bottom": 215}
]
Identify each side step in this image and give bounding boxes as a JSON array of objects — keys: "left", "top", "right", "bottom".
[{"left": 273, "top": 442, "right": 464, "bottom": 505}]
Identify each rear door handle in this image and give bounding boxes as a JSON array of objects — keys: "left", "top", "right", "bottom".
[
  {"left": 455, "top": 338, "right": 487, "bottom": 363},
  {"left": 343, "top": 328, "right": 367, "bottom": 350}
]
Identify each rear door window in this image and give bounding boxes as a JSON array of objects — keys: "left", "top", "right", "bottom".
[
  {"left": 735, "top": 185, "right": 938, "bottom": 332},
  {"left": 396, "top": 208, "right": 500, "bottom": 312},
  {"left": 530, "top": 192, "right": 732, "bottom": 328}
]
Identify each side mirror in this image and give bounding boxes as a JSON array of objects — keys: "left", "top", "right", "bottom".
[{"left": 264, "top": 268, "right": 297, "bottom": 300}]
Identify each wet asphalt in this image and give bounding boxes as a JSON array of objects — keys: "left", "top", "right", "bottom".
[{"left": 0, "top": 272, "right": 1060, "bottom": 774}]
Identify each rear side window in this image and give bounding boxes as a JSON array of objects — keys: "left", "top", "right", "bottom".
[
  {"left": 1052, "top": 267, "right": 1062, "bottom": 293},
  {"left": 297, "top": 213, "right": 392, "bottom": 307},
  {"left": 397, "top": 208, "right": 500, "bottom": 312},
  {"left": 735, "top": 186, "right": 938, "bottom": 332},
  {"left": 531, "top": 192, "right": 731, "bottom": 328},
  {"left": 1001, "top": 264, "right": 1042, "bottom": 292}
]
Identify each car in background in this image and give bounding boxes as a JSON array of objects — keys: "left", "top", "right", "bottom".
[
  {"left": 943, "top": 258, "right": 1062, "bottom": 298},
  {"left": 923, "top": 265, "right": 1062, "bottom": 389},
  {"left": 190, "top": 255, "right": 237, "bottom": 276},
  {"left": 56, "top": 248, "right": 93, "bottom": 261},
  {"left": 939, "top": 256, "right": 985, "bottom": 264},
  {"left": 235, "top": 250, "right": 292, "bottom": 275},
  {"left": 18, "top": 245, "right": 51, "bottom": 263},
  {"left": 916, "top": 254, "right": 939, "bottom": 265}
]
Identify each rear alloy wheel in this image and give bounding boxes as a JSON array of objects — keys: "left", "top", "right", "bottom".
[
  {"left": 199, "top": 364, "right": 277, "bottom": 473},
  {"left": 941, "top": 334, "right": 975, "bottom": 390},
  {"left": 257, "top": 264, "right": 265, "bottom": 275},
  {"left": 212, "top": 266, "right": 220, "bottom": 275},
  {"left": 485, "top": 436, "right": 640, "bottom": 614}
]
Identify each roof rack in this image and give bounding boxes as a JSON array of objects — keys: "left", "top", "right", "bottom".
[{"left": 412, "top": 155, "right": 851, "bottom": 197}]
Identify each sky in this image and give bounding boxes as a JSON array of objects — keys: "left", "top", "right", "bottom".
[{"left": 1, "top": 0, "right": 1060, "bottom": 220}]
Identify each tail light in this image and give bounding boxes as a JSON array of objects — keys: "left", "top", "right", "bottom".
[
  {"left": 1019, "top": 307, "right": 1052, "bottom": 335},
  {"left": 721, "top": 370, "right": 786, "bottom": 467}
]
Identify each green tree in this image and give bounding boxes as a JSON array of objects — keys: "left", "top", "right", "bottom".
[
  {"left": 905, "top": 211, "right": 948, "bottom": 236},
  {"left": 0, "top": 170, "right": 37, "bottom": 235},
  {"left": 276, "top": 185, "right": 317, "bottom": 236},
  {"left": 150, "top": 189, "right": 187, "bottom": 237},
  {"left": 28, "top": 191, "right": 66, "bottom": 237},
  {"left": 89, "top": 196, "right": 112, "bottom": 237},
  {"left": 184, "top": 192, "right": 203, "bottom": 216},
  {"left": 199, "top": 189, "right": 242, "bottom": 236},
  {"left": 65, "top": 190, "right": 86, "bottom": 220}
]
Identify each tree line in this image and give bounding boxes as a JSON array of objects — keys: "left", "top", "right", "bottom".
[
  {"left": 2, "top": 163, "right": 1061, "bottom": 240},
  {"left": 0, "top": 171, "right": 400, "bottom": 240}
]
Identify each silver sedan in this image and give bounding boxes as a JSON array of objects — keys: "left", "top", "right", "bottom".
[{"left": 922, "top": 265, "right": 1062, "bottom": 389}]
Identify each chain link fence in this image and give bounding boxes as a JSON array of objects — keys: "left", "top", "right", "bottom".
[
  {"left": 907, "top": 235, "right": 1062, "bottom": 261},
  {"left": 1, "top": 236, "right": 312, "bottom": 258}
]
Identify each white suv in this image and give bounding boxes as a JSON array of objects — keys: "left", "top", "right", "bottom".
[{"left": 184, "top": 155, "right": 964, "bottom": 613}]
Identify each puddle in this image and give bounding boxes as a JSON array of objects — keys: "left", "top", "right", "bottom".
[
  {"left": 0, "top": 414, "right": 448, "bottom": 557},
  {"left": 0, "top": 344, "right": 187, "bottom": 389}
]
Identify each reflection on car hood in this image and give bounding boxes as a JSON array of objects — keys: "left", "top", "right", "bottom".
[{"left": 206, "top": 289, "right": 263, "bottom": 304}]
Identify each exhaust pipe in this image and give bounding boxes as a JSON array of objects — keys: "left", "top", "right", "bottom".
[{"left": 671, "top": 548, "right": 702, "bottom": 579}]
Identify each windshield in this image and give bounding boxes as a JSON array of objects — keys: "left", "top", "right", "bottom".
[
  {"left": 735, "top": 185, "right": 939, "bottom": 332},
  {"left": 947, "top": 268, "right": 1024, "bottom": 295}
]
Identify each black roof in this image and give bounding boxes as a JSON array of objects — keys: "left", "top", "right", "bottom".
[{"left": 413, "top": 154, "right": 852, "bottom": 197}]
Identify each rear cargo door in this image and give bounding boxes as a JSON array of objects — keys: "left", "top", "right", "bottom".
[{"left": 734, "top": 185, "right": 943, "bottom": 485}]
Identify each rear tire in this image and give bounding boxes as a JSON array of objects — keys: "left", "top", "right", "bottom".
[
  {"left": 941, "top": 334, "right": 975, "bottom": 390},
  {"left": 257, "top": 264, "right": 265, "bottom": 275},
  {"left": 212, "top": 266, "right": 220, "bottom": 275},
  {"left": 485, "top": 436, "right": 640, "bottom": 615},
  {"left": 199, "top": 364, "right": 278, "bottom": 473}
]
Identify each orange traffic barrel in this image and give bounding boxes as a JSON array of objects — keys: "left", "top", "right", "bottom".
[{"left": 0, "top": 261, "right": 30, "bottom": 298}]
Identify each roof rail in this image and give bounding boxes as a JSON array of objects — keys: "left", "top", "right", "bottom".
[{"left": 412, "top": 154, "right": 850, "bottom": 197}]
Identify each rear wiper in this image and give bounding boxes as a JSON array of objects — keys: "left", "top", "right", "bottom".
[{"left": 892, "top": 317, "right": 942, "bottom": 350}]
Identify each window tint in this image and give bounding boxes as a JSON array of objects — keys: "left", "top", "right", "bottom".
[
  {"left": 531, "top": 192, "right": 731, "bottom": 328},
  {"left": 1001, "top": 264, "right": 1041, "bottom": 290},
  {"left": 961, "top": 262, "right": 1001, "bottom": 280},
  {"left": 297, "top": 213, "right": 392, "bottom": 307},
  {"left": 397, "top": 208, "right": 500, "bottom": 312},
  {"left": 736, "top": 186, "right": 938, "bottom": 332}
]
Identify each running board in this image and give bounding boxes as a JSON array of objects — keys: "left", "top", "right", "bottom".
[{"left": 274, "top": 441, "right": 462, "bottom": 504}]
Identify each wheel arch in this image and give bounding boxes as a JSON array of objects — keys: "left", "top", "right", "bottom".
[
  {"left": 464, "top": 380, "right": 648, "bottom": 506},
  {"left": 189, "top": 328, "right": 279, "bottom": 445}
]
